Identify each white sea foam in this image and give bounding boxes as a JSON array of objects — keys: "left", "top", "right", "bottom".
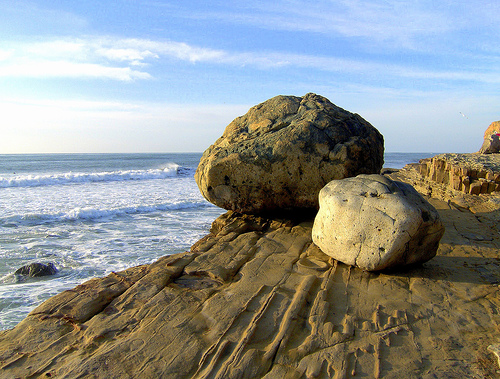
[
  {"left": 0, "top": 200, "right": 208, "bottom": 226},
  {"left": 0, "top": 163, "right": 179, "bottom": 188},
  {"left": 0, "top": 153, "right": 223, "bottom": 330}
]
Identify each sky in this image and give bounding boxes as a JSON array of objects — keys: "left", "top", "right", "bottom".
[{"left": 0, "top": 0, "right": 499, "bottom": 153}]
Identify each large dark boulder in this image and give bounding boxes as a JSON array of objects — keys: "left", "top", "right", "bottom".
[{"left": 195, "top": 93, "right": 384, "bottom": 213}]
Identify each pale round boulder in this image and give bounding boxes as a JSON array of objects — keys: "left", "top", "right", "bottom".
[
  {"left": 312, "top": 174, "right": 445, "bottom": 271},
  {"left": 195, "top": 93, "right": 384, "bottom": 214}
]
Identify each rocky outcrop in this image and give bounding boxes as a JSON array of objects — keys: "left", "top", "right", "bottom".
[
  {"left": 312, "top": 175, "right": 444, "bottom": 271},
  {"left": 1, "top": 202, "right": 500, "bottom": 378},
  {"left": 195, "top": 93, "right": 384, "bottom": 214},
  {"left": 478, "top": 121, "right": 500, "bottom": 154},
  {"left": 479, "top": 134, "right": 500, "bottom": 154},
  {"left": 411, "top": 153, "right": 500, "bottom": 195},
  {"left": 483, "top": 121, "right": 500, "bottom": 139},
  {"left": 15, "top": 262, "right": 57, "bottom": 277}
]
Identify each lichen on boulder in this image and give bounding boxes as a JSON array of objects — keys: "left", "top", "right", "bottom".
[{"left": 195, "top": 93, "right": 384, "bottom": 214}]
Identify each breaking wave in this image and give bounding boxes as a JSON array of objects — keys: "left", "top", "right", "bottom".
[
  {"left": 0, "top": 163, "right": 182, "bottom": 189},
  {"left": 0, "top": 200, "right": 209, "bottom": 227}
]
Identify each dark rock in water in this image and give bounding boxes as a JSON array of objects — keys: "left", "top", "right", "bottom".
[
  {"left": 195, "top": 93, "right": 384, "bottom": 214},
  {"left": 15, "top": 262, "right": 58, "bottom": 277}
]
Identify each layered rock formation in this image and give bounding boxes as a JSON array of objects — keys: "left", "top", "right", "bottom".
[
  {"left": 1, "top": 200, "right": 499, "bottom": 378},
  {"left": 411, "top": 153, "right": 500, "bottom": 195},
  {"left": 312, "top": 175, "right": 444, "bottom": 271},
  {"left": 195, "top": 93, "right": 384, "bottom": 214}
]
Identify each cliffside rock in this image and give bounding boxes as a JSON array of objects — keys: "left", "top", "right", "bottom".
[
  {"left": 15, "top": 262, "right": 57, "bottom": 277},
  {"left": 312, "top": 175, "right": 444, "bottom": 271},
  {"left": 195, "top": 93, "right": 384, "bottom": 214},
  {"left": 483, "top": 121, "right": 500, "bottom": 139},
  {"left": 479, "top": 121, "right": 500, "bottom": 154},
  {"left": 408, "top": 153, "right": 500, "bottom": 195},
  {"left": 479, "top": 133, "right": 500, "bottom": 154}
]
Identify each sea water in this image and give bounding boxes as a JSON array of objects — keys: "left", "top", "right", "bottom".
[{"left": 0, "top": 152, "right": 435, "bottom": 330}]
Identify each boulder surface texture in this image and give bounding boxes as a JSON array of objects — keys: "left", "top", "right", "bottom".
[
  {"left": 195, "top": 93, "right": 384, "bottom": 214},
  {"left": 312, "top": 174, "right": 445, "bottom": 271}
]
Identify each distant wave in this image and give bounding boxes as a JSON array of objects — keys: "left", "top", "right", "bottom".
[
  {"left": 0, "top": 163, "right": 183, "bottom": 188},
  {"left": 0, "top": 200, "right": 210, "bottom": 227}
]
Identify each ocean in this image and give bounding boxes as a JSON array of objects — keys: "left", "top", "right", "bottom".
[{"left": 0, "top": 152, "right": 435, "bottom": 330}]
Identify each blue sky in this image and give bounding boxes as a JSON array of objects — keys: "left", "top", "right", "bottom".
[{"left": 0, "top": 0, "right": 498, "bottom": 153}]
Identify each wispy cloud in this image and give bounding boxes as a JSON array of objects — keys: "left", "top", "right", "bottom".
[
  {"left": 166, "top": 0, "right": 500, "bottom": 54},
  {"left": 0, "top": 38, "right": 152, "bottom": 81},
  {"left": 170, "top": 0, "right": 454, "bottom": 50},
  {"left": 0, "top": 60, "right": 151, "bottom": 81},
  {"left": 1, "top": 35, "right": 499, "bottom": 85},
  {"left": 0, "top": 37, "right": 228, "bottom": 81}
]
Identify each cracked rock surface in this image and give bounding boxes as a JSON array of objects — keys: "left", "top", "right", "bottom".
[
  {"left": 195, "top": 93, "right": 384, "bottom": 213},
  {"left": 1, "top": 195, "right": 500, "bottom": 378},
  {"left": 312, "top": 174, "right": 445, "bottom": 271}
]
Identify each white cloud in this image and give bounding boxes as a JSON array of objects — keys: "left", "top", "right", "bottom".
[
  {"left": 1, "top": 35, "right": 499, "bottom": 86},
  {"left": 95, "top": 48, "right": 159, "bottom": 66},
  {"left": 0, "top": 60, "right": 151, "bottom": 81},
  {"left": 112, "top": 38, "right": 227, "bottom": 63},
  {"left": 0, "top": 37, "right": 228, "bottom": 80},
  {"left": 0, "top": 38, "right": 155, "bottom": 81},
  {"left": 0, "top": 49, "right": 13, "bottom": 61}
]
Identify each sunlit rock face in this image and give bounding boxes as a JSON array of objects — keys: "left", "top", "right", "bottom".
[
  {"left": 312, "top": 174, "right": 445, "bottom": 271},
  {"left": 195, "top": 93, "right": 384, "bottom": 214}
]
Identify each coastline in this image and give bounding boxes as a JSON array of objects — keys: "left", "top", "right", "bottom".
[
  {"left": 0, "top": 152, "right": 431, "bottom": 332},
  {"left": 1, "top": 153, "right": 500, "bottom": 378}
]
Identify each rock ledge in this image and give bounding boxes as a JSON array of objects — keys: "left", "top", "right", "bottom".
[
  {"left": 1, "top": 202, "right": 499, "bottom": 378},
  {"left": 411, "top": 153, "right": 500, "bottom": 195}
]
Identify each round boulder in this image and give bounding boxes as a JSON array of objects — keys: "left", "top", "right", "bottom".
[
  {"left": 195, "top": 93, "right": 384, "bottom": 214},
  {"left": 312, "top": 175, "right": 445, "bottom": 271}
]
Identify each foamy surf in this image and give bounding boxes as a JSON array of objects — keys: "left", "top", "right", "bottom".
[
  {"left": 0, "top": 163, "right": 180, "bottom": 188},
  {"left": 0, "top": 200, "right": 210, "bottom": 227}
]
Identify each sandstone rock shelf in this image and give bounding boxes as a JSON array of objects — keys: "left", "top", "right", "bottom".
[
  {"left": 1, "top": 194, "right": 500, "bottom": 378},
  {"left": 412, "top": 153, "right": 500, "bottom": 195}
]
